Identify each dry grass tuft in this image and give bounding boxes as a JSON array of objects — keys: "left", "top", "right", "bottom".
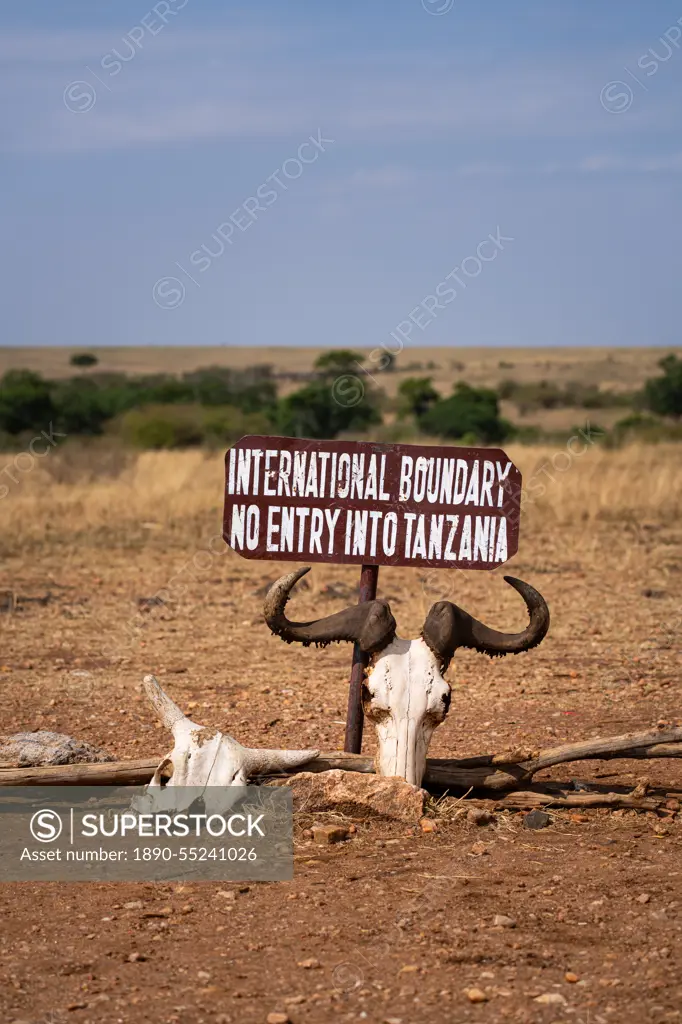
[{"left": 1, "top": 442, "right": 680, "bottom": 554}]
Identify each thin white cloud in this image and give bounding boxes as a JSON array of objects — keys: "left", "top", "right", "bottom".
[
  {"left": 577, "top": 152, "right": 682, "bottom": 173},
  {"left": 1, "top": 25, "right": 680, "bottom": 154}
]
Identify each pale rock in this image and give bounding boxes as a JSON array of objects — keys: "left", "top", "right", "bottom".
[
  {"left": 470, "top": 841, "right": 490, "bottom": 856},
  {"left": 0, "top": 731, "right": 112, "bottom": 766},
  {"left": 280, "top": 770, "right": 426, "bottom": 822},
  {"left": 312, "top": 824, "right": 350, "bottom": 845},
  {"left": 492, "top": 914, "right": 516, "bottom": 929},
  {"left": 463, "top": 988, "right": 488, "bottom": 1003},
  {"left": 534, "top": 992, "right": 567, "bottom": 1006}
]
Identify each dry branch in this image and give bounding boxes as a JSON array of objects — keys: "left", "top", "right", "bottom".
[
  {"left": 426, "top": 728, "right": 682, "bottom": 791},
  {"left": 1, "top": 727, "right": 681, "bottom": 796},
  {"left": 493, "top": 790, "right": 673, "bottom": 813}
]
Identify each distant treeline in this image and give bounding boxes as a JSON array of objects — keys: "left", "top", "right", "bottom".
[{"left": 0, "top": 350, "right": 680, "bottom": 449}]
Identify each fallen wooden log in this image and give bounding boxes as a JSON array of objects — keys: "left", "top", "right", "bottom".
[
  {"left": 1, "top": 726, "right": 681, "bottom": 793},
  {"left": 0, "top": 753, "right": 373, "bottom": 787},
  {"left": 493, "top": 789, "right": 673, "bottom": 813}
]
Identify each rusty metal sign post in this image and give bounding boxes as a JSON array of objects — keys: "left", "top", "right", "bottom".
[{"left": 223, "top": 436, "right": 523, "bottom": 754}]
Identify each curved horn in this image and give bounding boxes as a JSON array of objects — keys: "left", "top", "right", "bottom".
[
  {"left": 143, "top": 674, "right": 191, "bottom": 732},
  {"left": 263, "top": 566, "right": 396, "bottom": 653},
  {"left": 421, "top": 576, "right": 550, "bottom": 669}
]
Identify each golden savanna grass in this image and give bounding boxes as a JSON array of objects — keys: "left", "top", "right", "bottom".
[{"left": 1, "top": 441, "right": 680, "bottom": 553}]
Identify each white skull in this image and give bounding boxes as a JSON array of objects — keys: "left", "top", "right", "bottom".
[
  {"left": 363, "top": 637, "right": 451, "bottom": 787},
  {"left": 264, "top": 567, "right": 549, "bottom": 788},
  {"left": 134, "top": 675, "right": 318, "bottom": 814}
]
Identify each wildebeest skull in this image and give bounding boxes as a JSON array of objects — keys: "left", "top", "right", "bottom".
[
  {"left": 134, "top": 674, "right": 319, "bottom": 814},
  {"left": 264, "top": 567, "right": 550, "bottom": 787}
]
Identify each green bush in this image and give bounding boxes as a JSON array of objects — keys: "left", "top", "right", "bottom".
[
  {"left": 377, "top": 350, "right": 396, "bottom": 372},
  {"left": 0, "top": 363, "right": 280, "bottom": 446},
  {"left": 605, "top": 413, "right": 682, "bottom": 446},
  {"left": 397, "top": 377, "right": 439, "bottom": 420},
  {"left": 314, "top": 350, "right": 364, "bottom": 375},
  {"left": 643, "top": 354, "right": 682, "bottom": 419},
  {"left": 0, "top": 370, "right": 55, "bottom": 434},
  {"left": 117, "top": 403, "right": 271, "bottom": 449},
  {"left": 69, "top": 352, "right": 99, "bottom": 368},
  {"left": 52, "top": 377, "right": 113, "bottom": 435},
  {"left": 498, "top": 378, "right": 632, "bottom": 413},
  {"left": 200, "top": 406, "right": 271, "bottom": 446},
  {"left": 277, "top": 379, "right": 381, "bottom": 439},
  {"left": 118, "top": 405, "right": 206, "bottom": 449},
  {"left": 182, "top": 365, "right": 277, "bottom": 413},
  {"left": 420, "top": 382, "right": 511, "bottom": 443}
]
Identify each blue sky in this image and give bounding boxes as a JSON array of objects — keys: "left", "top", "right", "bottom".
[{"left": 2, "top": 0, "right": 681, "bottom": 349}]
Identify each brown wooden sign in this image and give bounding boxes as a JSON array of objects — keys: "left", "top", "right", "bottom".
[{"left": 223, "top": 436, "right": 521, "bottom": 571}]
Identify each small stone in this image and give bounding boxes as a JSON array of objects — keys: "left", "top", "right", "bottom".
[
  {"left": 216, "top": 890, "right": 236, "bottom": 900},
  {"left": 467, "top": 808, "right": 495, "bottom": 826},
  {"left": 312, "top": 824, "right": 350, "bottom": 845},
  {"left": 383, "top": 1018, "right": 403, "bottom": 1024},
  {"left": 565, "top": 972, "right": 579, "bottom": 983},
  {"left": 297, "top": 957, "right": 321, "bottom": 969},
  {"left": 141, "top": 906, "right": 172, "bottom": 918},
  {"left": 419, "top": 817, "right": 437, "bottom": 833},
  {"left": 127, "top": 952, "right": 146, "bottom": 963},
  {"left": 124, "top": 900, "right": 143, "bottom": 910},
  {"left": 463, "top": 988, "right": 488, "bottom": 1003},
  {"left": 636, "top": 893, "right": 651, "bottom": 904},
  {"left": 534, "top": 993, "right": 566, "bottom": 1006},
  {"left": 266, "top": 1014, "right": 290, "bottom": 1024},
  {"left": 523, "top": 809, "right": 551, "bottom": 830},
  {"left": 283, "top": 995, "right": 306, "bottom": 1005},
  {"left": 67, "top": 1003, "right": 88, "bottom": 1012},
  {"left": 492, "top": 914, "right": 516, "bottom": 929},
  {"left": 569, "top": 814, "right": 589, "bottom": 823},
  {"left": 470, "top": 840, "right": 489, "bottom": 856},
  {"left": 399, "top": 964, "right": 419, "bottom": 973}
]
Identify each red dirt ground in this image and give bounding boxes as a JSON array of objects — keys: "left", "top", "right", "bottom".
[{"left": 1, "top": 515, "right": 681, "bottom": 1024}]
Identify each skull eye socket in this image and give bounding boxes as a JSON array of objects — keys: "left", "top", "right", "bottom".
[
  {"left": 362, "top": 683, "right": 391, "bottom": 721},
  {"left": 441, "top": 691, "right": 451, "bottom": 713}
]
